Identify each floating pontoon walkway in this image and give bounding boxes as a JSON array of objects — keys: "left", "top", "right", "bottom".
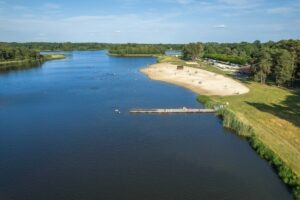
[{"left": 130, "top": 108, "right": 216, "bottom": 114}]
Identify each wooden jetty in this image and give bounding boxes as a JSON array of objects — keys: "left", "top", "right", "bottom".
[{"left": 130, "top": 107, "right": 215, "bottom": 114}]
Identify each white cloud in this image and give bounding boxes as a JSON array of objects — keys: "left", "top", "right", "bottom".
[
  {"left": 43, "top": 3, "right": 60, "bottom": 10},
  {"left": 12, "top": 5, "right": 29, "bottom": 11},
  {"left": 170, "top": 0, "right": 262, "bottom": 15},
  {"left": 267, "top": 7, "right": 293, "bottom": 14},
  {"left": 176, "top": 0, "right": 193, "bottom": 5},
  {"left": 219, "top": 0, "right": 249, "bottom": 6},
  {"left": 214, "top": 24, "right": 227, "bottom": 28}
]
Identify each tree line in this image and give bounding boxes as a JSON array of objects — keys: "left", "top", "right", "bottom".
[
  {"left": 1, "top": 42, "right": 184, "bottom": 56},
  {"left": 0, "top": 44, "right": 43, "bottom": 62},
  {"left": 203, "top": 41, "right": 260, "bottom": 64},
  {"left": 0, "top": 42, "right": 110, "bottom": 52},
  {"left": 250, "top": 40, "right": 300, "bottom": 87},
  {"left": 0, "top": 42, "right": 109, "bottom": 62},
  {"left": 108, "top": 44, "right": 183, "bottom": 55},
  {"left": 183, "top": 42, "right": 256, "bottom": 64}
]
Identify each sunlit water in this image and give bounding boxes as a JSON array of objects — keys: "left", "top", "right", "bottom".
[{"left": 0, "top": 51, "right": 292, "bottom": 200}]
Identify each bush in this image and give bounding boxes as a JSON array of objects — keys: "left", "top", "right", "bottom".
[
  {"left": 217, "top": 109, "right": 254, "bottom": 137},
  {"left": 197, "top": 95, "right": 216, "bottom": 108},
  {"left": 249, "top": 136, "right": 300, "bottom": 199}
]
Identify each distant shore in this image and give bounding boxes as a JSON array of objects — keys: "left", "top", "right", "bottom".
[
  {"left": 107, "top": 53, "right": 161, "bottom": 57},
  {"left": 141, "top": 62, "right": 249, "bottom": 96},
  {"left": 43, "top": 54, "right": 66, "bottom": 61},
  {"left": 0, "top": 54, "right": 66, "bottom": 72}
]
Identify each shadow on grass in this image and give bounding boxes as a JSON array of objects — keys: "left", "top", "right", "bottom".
[{"left": 246, "top": 90, "right": 300, "bottom": 128}]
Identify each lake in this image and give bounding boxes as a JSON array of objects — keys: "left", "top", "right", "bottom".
[{"left": 0, "top": 51, "right": 292, "bottom": 200}]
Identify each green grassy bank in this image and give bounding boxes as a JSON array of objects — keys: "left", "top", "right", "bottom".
[
  {"left": 43, "top": 54, "right": 66, "bottom": 61},
  {"left": 197, "top": 89, "right": 300, "bottom": 199}
]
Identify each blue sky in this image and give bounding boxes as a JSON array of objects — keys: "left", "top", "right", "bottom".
[{"left": 0, "top": 0, "right": 299, "bottom": 43}]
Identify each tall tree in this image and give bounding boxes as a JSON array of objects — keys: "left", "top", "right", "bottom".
[
  {"left": 274, "top": 49, "right": 295, "bottom": 86},
  {"left": 252, "top": 49, "right": 273, "bottom": 84},
  {"left": 183, "top": 43, "right": 204, "bottom": 60}
]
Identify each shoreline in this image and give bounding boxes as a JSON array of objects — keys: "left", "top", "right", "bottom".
[
  {"left": 43, "top": 54, "right": 66, "bottom": 61},
  {"left": 107, "top": 53, "right": 162, "bottom": 57},
  {"left": 0, "top": 54, "right": 66, "bottom": 72},
  {"left": 0, "top": 54, "right": 65, "bottom": 65},
  {"left": 141, "top": 62, "right": 249, "bottom": 96}
]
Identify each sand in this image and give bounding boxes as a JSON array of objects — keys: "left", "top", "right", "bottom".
[{"left": 141, "top": 63, "right": 249, "bottom": 96}]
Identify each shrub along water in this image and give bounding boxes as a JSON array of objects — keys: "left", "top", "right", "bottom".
[
  {"left": 197, "top": 95, "right": 300, "bottom": 199},
  {"left": 250, "top": 137, "right": 300, "bottom": 199},
  {"left": 217, "top": 109, "right": 254, "bottom": 137}
]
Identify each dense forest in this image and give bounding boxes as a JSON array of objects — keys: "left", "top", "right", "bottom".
[
  {"left": 0, "top": 44, "right": 43, "bottom": 62},
  {"left": 203, "top": 42, "right": 258, "bottom": 65}
]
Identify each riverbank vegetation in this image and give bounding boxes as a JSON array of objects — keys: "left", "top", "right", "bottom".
[
  {"left": 0, "top": 44, "right": 66, "bottom": 71},
  {"left": 0, "top": 45, "right": 43, "bottom": 62},
  {"left": 0, "top": 54, "right": 66, "bottom": 71}
]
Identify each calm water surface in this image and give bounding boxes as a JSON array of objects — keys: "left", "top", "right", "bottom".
[{"left": 0, "top": 51, "right": 292, "bottom": 200}]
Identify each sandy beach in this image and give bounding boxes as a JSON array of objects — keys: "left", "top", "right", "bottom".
[{"left": 141, "top": 63, "right": 249, "bottom": 96}]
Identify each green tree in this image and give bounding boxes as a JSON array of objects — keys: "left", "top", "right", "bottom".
[
  {"left": 252, "top": 49, "right": 273, "bottom": 84},
  {"left": 274, "top": 49, "right": 295, "bottom": 86},
  {"left": 183, "top": 43, "right": 204, "bottom": 60}
]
